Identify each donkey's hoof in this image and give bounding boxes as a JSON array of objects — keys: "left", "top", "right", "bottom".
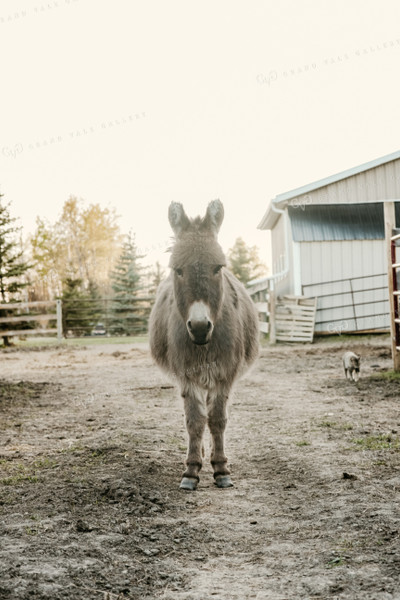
[
  {"left": 215, "top": 475, "right": 233, "bottom": 488},
  {"left": 180, "top": 477, "right": 198, "bottom": 491}
]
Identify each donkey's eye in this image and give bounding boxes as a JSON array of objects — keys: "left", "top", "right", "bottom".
[
  {"left": 175, "top": 268, "right": 183, "bottom": 277},
  {"left": 213, "top": 265, "right": 223, "bottom": 275}
]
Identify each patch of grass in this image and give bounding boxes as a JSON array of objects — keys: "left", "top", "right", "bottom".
[
  {"left": 2, "top": 473, "right": 38, "bottom": 486},
  {"left": 341, "top": 423, "right": 354, "bottom": 431},
  {"left": 318, "top": 421, "right": 337, "bottom": 428},
  {"left": 0, "top": 457, "right": 59, "bottom": 486},
  {"left": 327, "top": 555, "right": 347, "bottom": 568},
  {"left": 337, "top": 539, "right": 354, "bottom": 551},
  {"left": 296, "top": 440, "right": 310, "bottom": 447},
  {"left": 352, "top": 434, "right": 400, "bottom": 451},
  {"left": 13, "top": 335, "right": 149, "bottom": 349},
  {"left": 317, "top": 421, "right": 353, "bottom": 431},
  {"left": 370, "top": 371, "right": 400, "bottom": 382}
]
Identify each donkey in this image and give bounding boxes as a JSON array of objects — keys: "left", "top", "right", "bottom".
[{"left": 149, "top": 200, "right": 259, "bottom": 490}]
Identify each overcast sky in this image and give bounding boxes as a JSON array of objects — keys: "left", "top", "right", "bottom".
[{"left": 1, "top": 0, "right": 400, "bottom": 269}]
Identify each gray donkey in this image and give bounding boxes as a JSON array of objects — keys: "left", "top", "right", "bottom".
[{"left": 149, "top": 200, "right": 259, "bottom": 490}]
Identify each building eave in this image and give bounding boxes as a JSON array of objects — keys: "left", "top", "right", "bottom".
[{"left": 258, "top": 149, "right": 400, "bottom": 231}]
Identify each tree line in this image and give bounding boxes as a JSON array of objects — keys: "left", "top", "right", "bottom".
[{"left": 0, "top": 193, "right": 266, "bottom": 343}]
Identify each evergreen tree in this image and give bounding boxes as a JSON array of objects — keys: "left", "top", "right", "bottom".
[
  {"left": 0, "top": 195, "right": 31, "bottom": 346},
  {"left": 110, "top": 233, "right": 148, "bottom": 335},
  {"left": 227, "top": 237, "right": 267, "bottom": 285},
  {"left": 148, "top": 261, "right": 166, "bottom": 295},
  {"left": 61, "top": 278, "right": 101, "bottom": 337}
]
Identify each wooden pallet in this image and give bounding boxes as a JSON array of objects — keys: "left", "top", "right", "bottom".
[{"left": 275, "top": 295, "right": 317, "bottom": 343}]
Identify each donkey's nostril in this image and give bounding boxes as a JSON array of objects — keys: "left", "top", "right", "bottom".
[
  {"left": 207, "top": 321, "right": 212, "bottom": 332},
  {"left": 187, "top": 320, "right": 193, "bottom": 331}
]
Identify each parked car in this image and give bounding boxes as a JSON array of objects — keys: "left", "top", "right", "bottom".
[{"left": 91, "top": 323, "right": 106, "bottom": 336}]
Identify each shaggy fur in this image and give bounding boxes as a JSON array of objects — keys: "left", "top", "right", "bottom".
[
  {"left": 149, "top": 200, "right": 259, "bottom": 489},
  {"left": 343, "top": 351, "right": 361, "bottom": 382}
]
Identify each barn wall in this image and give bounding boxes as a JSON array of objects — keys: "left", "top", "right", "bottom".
[
  {"left": 288, "top": 158, "right": 400, "bottom": 207},
  {"left": 300, "top": 240, "right": 389, "bottom": 333}
]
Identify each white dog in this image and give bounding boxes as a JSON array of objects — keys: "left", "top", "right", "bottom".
[{"left": 343, "top": 351, "right": 361, "bottom": 382}]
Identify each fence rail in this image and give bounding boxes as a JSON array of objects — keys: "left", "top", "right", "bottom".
[
  {"left": 247, "top": 277, "right": 270, "bottom": 335},
  {"left": 0, "top": 300, "right": 62, "bottom": 339},
  {"left": 62, "top": 296, "right": 155, "bottom": 337},
  {"left": 302, "top": 272, "right": 390, "bottom": 333}
]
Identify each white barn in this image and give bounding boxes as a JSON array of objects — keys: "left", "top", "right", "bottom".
[{"left": 258, "top": 150, "right": 400, "bottom": 334}]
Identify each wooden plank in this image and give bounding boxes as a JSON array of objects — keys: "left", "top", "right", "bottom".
[
  {"left": 277, "top": 329, "right": 313, "bottom": 336},
  {"left": 276, "top": 318, "right": 315, "bottom": 326},
  {"left": 277, "top": 333, "right": 312, "bottom": 338},
  {"left": 277, "top": 326, "right": 314, "bottom": 333},
  {"left": 280, "top": 295, "right": 316, "bottom": 305},
  {"left": 269, "top": 287, "right": 276, "bottom": 343},
  {"left": 276, "top": 308, "right": 316, "bottom": 315},
  {"left": 259, "top": 322, "right": 269, "bottom": 333},
  {"left": 277, "top": 336, "right": 313, "bottom": 342},
  {"left": 0, "top": 328, "right": 58, "bottom": 336},
  {"left": 0, "top": 314, "right": 56, "bottom": 324},
  {"left": 247, "top": 278, "right": 270, "bottom": 295},
  {"left": 0, "top": 301, "right": 57, "bottom": 310},
  {"left": 276, "top": 313, "right": 316, "bottom": 322},
  {"left": 254, "top": 302, "right": 269, "bottom": 313},
  {"left": 280, "top": 304, "right": 316, "bottom": 311},
  {"left": 276, "top": 322, "right": 315, "bottom": 329}
]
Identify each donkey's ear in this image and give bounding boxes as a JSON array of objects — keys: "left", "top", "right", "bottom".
[
  {"left": 168, "top": 202, "right": 190, "bottom": 237},
  {"left": 202, "top": 199, "right": 224, "bottom": 234}
]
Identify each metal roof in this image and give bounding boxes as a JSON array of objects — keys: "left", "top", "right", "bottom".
[
  {"left": 289, "top": 202, "right": 400, "bottom": 242},
  {"left": 258, "top": 149, "right": 400, "bottom": 230}
]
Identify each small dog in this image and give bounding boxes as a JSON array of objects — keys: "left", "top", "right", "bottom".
[{"left": 343, "top": 351, "right": 361, "bottom": 382}]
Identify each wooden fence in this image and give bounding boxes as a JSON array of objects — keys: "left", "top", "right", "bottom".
[
  {"left": 247, "top": 277, "right": 270, "bottom": 334},
  {"left": 0, "top": 300, "right": 62, "bottom": 340},
  {"left": 247, "top": 279, "right": 317, "bottom": 343},
  {"left": 274, "top": 295, "right": 317, "bottom": 343}
]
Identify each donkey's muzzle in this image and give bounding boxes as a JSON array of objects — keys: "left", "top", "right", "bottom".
[{"left": 187, "top": 301, "right": 214, "bottom": 345}]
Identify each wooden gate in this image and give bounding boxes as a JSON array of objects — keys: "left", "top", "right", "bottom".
[{"left": 275, "top": 295, "right": 317, "bottom": 343}]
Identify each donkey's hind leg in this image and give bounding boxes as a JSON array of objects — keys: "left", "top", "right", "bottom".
[
  {"left": 180, "top": 386, "right": 207, "bottom": 491},
  {"left": 207, "top": 390, "right": 233, "bottom": 488}
]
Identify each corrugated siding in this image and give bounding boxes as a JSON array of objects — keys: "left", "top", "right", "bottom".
[
  {"left": 300, "top": 240, "right": 389, "bottom": 333},
  {"left": 288, "top": 203, "right": 389, "bottom": 241},
  {"left": 288, "top": 159, "right": 400, "bottom": 207}
]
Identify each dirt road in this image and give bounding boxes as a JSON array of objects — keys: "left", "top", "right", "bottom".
[{"left": 1, "top": 338, "right": 400, "bottom": 599}]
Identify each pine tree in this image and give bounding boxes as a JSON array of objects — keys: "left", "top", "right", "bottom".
[
  {"left": 61, "top": 278, "right": 101, "bottom": 337},
  {"left": 227, "top": 237, "right": 267, "bottom": 285},
  {"left": 148, "top": 261, "right": 166, "bottom": 295},
  {"left": 0, "top": 195, "right": 31, "bottom": 346},
  {"left": 110, "top": 233, "right": 148, "bottom": 335}
]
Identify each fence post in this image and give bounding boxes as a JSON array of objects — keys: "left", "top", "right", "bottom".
[
  {"left": 384, "top": 201, "right": 400, "bottom": 371},
  {"left": 56, "top": 299, "right": 63, "bottom": 341},
  {"left": 269, "top": 280, "right": 276, "bottom": 344}
]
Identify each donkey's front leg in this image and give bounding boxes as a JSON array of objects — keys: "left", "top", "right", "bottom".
[
  {"left": 180, "top": 386, "right": 207, "bottom": 491},
  {"left": 207, "top": 390, "right": 233, "bottom": 488}
]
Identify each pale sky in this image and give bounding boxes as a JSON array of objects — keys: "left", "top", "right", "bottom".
[{"left": 1, "top": 0, "right": 400, "bottom": 270}]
